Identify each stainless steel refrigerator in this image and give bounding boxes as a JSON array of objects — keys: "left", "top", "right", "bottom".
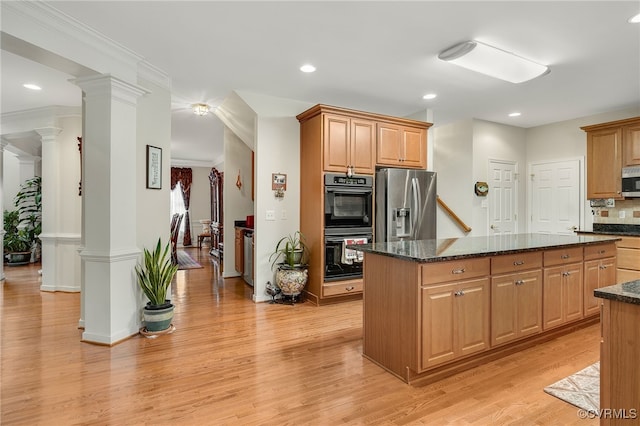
[{"left": 375, "top": 168, "right": 437, "bottom": 242}]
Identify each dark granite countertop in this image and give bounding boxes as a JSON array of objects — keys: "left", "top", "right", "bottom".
[
  {"left": 581, "top": 223, "right": 640, "bottom": 237},
  {"left": 348, "top": 233, "right": 620, "bottom": 263},
  {"left": 595, "top": 280, "right": 640, "bottom": 305}
]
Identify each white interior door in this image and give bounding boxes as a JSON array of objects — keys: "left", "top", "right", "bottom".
[
  {"left": 488, "top": 160, "right": 518, "bottom": 235},
  {"left": 529, "top": 159, "right": 581, "bottom": 235}
]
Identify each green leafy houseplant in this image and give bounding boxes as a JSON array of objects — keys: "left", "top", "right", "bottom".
[
  {"left": 269, "top": 231, "right": 309, "bottom": 269},
  {"left": 135, "top": 238, "right": 179, "bottom": 307},
  {"left": 14, "top": 176, "right": 42, "bottom": 249}
]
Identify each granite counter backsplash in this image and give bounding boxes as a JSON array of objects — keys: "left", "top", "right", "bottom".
[{"left": 592, "top": 223, "right": 640, "bottom": 236}]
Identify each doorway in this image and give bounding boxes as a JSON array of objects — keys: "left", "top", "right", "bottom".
[
  {"left": 529, "top": 159, "right": 582, "bottom": 234},
  {"left": 488, "top": 159, "right": 518, "bottom": 235}
]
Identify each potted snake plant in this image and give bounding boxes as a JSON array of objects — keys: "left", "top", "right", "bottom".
[
  {"left": 135, "top": 238, "right": 179, "bottom": 332},
  {"left": 268, "top": 231, "right": 309, "bottom": 299}
]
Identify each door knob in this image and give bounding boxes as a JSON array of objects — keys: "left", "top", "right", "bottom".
[{"left": 567, "top": 226, "right": 578, "bottom": 231}]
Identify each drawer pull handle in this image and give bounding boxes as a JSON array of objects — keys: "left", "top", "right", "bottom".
[
  {"left": 345, "top": 286, "right": 355, "bottom": 291},
  {"left": 599, "top": 265, "right": 607, "bottom": 270},
  {"left": 561, "top": 254, "right": 570, "bottom": 259},
  {"left": 452, "top": 268, "right": 466, "bottom": 274},
  {"left": 513, "top": 260, "right": 525, "bottom": 266},
  {"left": 515, "top": 279, "right": 525, "bottom": 285},
  {"left": 454, "top": 290, "right": 465, "bottom": 297},
  {"left": 562, "top": 271, "right": 572, "bottom": 277},
  {"left": 598, "top": 250, "right": 606, "bottom": 254}
]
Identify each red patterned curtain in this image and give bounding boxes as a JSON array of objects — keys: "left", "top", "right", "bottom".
[{"left": 170, "top": 167, "right": 193, "bottom": 246}]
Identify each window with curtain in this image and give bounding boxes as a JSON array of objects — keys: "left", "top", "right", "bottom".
[{"left": 170, "top": 182, "right": 186, "bottom": 244}]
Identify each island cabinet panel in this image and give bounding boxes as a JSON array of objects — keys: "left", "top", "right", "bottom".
[
  {"left": 616, "top": 236, "right": 640, "bottom": 284},
  {"left": 491, "top": 252, "right": 542, "bottom": 275},
  {"left": 421, "top": 257, "right": 490, "bottom": 285},
  {"left": 583, "top": 244, "right": 617, "bottom": 317},
  {"left": 543, "top": 262, "right": 584, "bottom": 330},
  {"left": 491, "top": 270, "right": 543, "bottom": 347},
  {"left": 421, "top": 278, "right": 490, "bottom": 369},
  {"left": 543, "top": 246, "right": 583, "bottom": 267}
]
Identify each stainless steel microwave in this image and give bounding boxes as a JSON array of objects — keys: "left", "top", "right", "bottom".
[{"left": 622, "top": 166, "right": 640, "bottom": 197}]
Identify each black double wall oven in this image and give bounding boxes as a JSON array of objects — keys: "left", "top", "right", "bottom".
[{"left": 323, "top": 173, "right": 373, "bottom": 282}]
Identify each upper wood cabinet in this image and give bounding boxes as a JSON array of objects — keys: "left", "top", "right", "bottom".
[
  {"left": 582, "top": 116, "right": 640, "bottom": 199},
  {"left": 376, "top": 122, "right": 426, "bottom": 169},
  {"left": 323, "top": 113, "right": 375, "bottom": 175}
]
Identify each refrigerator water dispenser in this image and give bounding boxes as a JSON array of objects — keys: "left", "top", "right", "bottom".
[{"left": 394, "top": 208, "right": 411, "bottom": 237}]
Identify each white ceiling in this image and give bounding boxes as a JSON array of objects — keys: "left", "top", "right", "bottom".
[{"left": 2, "top": 1, "right": 639, "bottom": 164}]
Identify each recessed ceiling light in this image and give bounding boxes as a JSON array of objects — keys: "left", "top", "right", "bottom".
[
  {"left": 23, "top": 83, "right": 42, "bottom": 91},
  {"left": 509, "top": 112, "right": 521, "bottom": 117},
  {"left": 300, "top": 64, "right": 316, "bottom": 73},
  {"left": 629, "top": 13, "right": 640, "bottom": 23},
  {"left": 422, "top": 93, "right": 437, "bottom": 100}
]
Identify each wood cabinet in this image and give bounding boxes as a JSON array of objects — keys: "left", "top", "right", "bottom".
[
  {"left": 543, "top": 246, "right": 584, "bottom": 330},
  {"left": 583, "top": 243, "right": 617, "bottom": 316},
  {"left": 582, "top": 116, "right": 640, "bottom": 199},
  {"left": 616, "top": 236, "right": 640, "bottom": 283},
  {"left": 376, "top": 122, "right": 426, "bottom": 169},
  {"left": 297, "top": 104, "right": 432, "bottom": 305},
  {"left": 234, "top": 228, "right": 244, "bottom": 274},
  {"left": 599, "top": 298, "right": 640, "bottom": 426},
  {"left": 323, "top": 113, "right": 375, "bottom": 175},
  {"left": 421, "top": 278, "right": 490, "bottom": 369}
]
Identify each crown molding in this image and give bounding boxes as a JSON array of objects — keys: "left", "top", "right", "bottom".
[
  {"left": 138, "top": 61, "right": 172, "bottom": 92},
  {"left": 170, "top": 158, "right": 220, "bottom": 169},
  {"left": 1, "top": 106, "right": 82, "bottom": 135}
]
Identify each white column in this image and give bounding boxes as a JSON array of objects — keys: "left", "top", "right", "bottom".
[
  {"left": 74, "top": 74, "right": 148, "bottom": 345},
  {"left": 17, "top": 155, "right": 38, "bottom": 181},
  {"left": 0, "top": 140, "right": 7, "bottom": 281},
  {"left": 37, "top": 127, "right": 83, "bottom": 292}
]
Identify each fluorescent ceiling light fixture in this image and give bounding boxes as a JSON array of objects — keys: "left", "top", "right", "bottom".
[
  {"left": 508, "top": 112, "right": 521, "bottom": 117},
  {"left": 422, "top": 93, "right": 437, "bottom": 100},
  {"left": 438, "top": 40, "right": 549, "bottom": 83},
  {"left": 23, "top": 83, "right": 42, "bottom": 90},
  {"left": 192, "top": 103, "right": 210, "bottom": 116},
  {"left": 300, "top": 64, "right": 316, "bottom": 73},
  {"left": 629, "top": 13, "right": 640, "bottom": 23}
]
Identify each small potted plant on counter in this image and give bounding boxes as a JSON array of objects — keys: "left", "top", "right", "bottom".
[
  {"left": 135, "top": 238, "right": 179, "bottom": 334},
  {"left": 269, "top": 231, "right": 309, "bottom": 302}
]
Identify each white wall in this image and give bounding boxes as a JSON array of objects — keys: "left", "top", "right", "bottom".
[
  {"left": 136, "top": 76, "right": 172, "bottom": 253},
  {"left": 57, "top": 116, "right": 82, "bottom": 236},
  {"left": 223, "top": 127, "right": 254, "bottom": 275},
  {"left": 433, "top": 119, "right": 527, "bottom": 238},
  {"left": 2, "top": 153, "right": 20, "bottom": 209},
  {"left": 526, "top": 106, "right": 640, "bottom": 231}
]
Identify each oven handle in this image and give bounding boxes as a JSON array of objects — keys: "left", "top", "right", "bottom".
[
  {"left": 325, "top": 186, "right": 373, "bottom": 195},
  {"left": 325, "top": 235, "right": 372, "bottom": 243}
]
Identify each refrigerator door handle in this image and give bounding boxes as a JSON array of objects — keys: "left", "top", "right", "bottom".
[{"left": 411, "top": 177, "right": 421, "bottom": 238}]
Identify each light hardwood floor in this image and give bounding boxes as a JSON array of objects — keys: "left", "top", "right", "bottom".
[{"left": 2, "top": 248, "right": 599, "bottom": 425}]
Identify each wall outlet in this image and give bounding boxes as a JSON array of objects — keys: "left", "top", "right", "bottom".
[
  {"left": 619, "top": 210, "right": 626, "bottom": 219},
  {"left": 281, "top": 209, "right": 287, "bottom": 220},
  {"left": 266, "top": 210, "right": 276, "bottom": 221}
]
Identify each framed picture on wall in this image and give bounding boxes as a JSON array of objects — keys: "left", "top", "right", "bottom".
[{"left": 146, "top": 145, "right": 162, "bottom": 189}]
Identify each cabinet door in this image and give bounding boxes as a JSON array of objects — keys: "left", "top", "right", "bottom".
[
  {"left": 623, "top": 123, "right": 640, "bottom": 166},
  {"left": 234, "top": 229, "right": 244, "bottom": 274},
  {"left": 456, "top": 278, "right": 490, "bottom": 357},
  {"left": 584, "top": 258, "right": 615, "bottom": 316},
  {"left": 421, "top": 284, "right": 456, "bottom": 368},
  {"left": 516, "top": 270, "right": 543, "bottom": 337},
  {"left": 401, "top": 127, "right": 426, "bottom": 169},
  {"left": 376, "top": 123, "right": 402, "bottom": 166},
  {"left": 491, "top": 275, "right": 517, "bottom": 346},
  {"left": 350, "top": 119, "right": 375, "bottom": 174},
  {"left": 563, "top": 263, "right": 584, "bottom": 322},
  {"left": 323, "top": 114, "right": 350, "bottom": 172},
  {"left": 543, "top": 266, "right": 564, "bottom": 330},
  {"left": 586, "top": 127, "right": 623, "bottom": 199}
]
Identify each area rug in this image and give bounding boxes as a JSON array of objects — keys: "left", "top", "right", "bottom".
[
  {"left": 544, "top": 362, "right": 600, "bottom": 412},
  {"left": 176, "top": 251, "right": 203, "bottom": 270}
]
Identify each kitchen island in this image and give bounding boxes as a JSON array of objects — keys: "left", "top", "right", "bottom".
[
  {"left": 353, "top": 233, "right": 620, "bottom": 384},
  {"left": 595, "top": 281, "right": 640, "bottom": 425}
]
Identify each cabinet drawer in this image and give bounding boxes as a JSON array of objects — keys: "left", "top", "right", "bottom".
[
  {"left": 543, "top": 247, "right": 583, "bottom": 266},
  {"left": 584, "top": 243, "right": 617, "bottom": 260},
  {"left": 617, "top": 236, "right": 640, "bottom": 249},
  {"left": 422, "top": 257, "right": 490, "bottom": 285},
  {"left": 323, "top": 279, "right": 362, "bottom": 297},
  {"left": 491, "top": 252, "right": 542, "bottom": 275},
  {"left": 617, "top": 247, "right": 640, "bottom": 271}
]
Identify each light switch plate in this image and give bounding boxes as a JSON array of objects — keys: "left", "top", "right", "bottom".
[{"left": 266, "top": 210, "right": 276, "bottom": 221}]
